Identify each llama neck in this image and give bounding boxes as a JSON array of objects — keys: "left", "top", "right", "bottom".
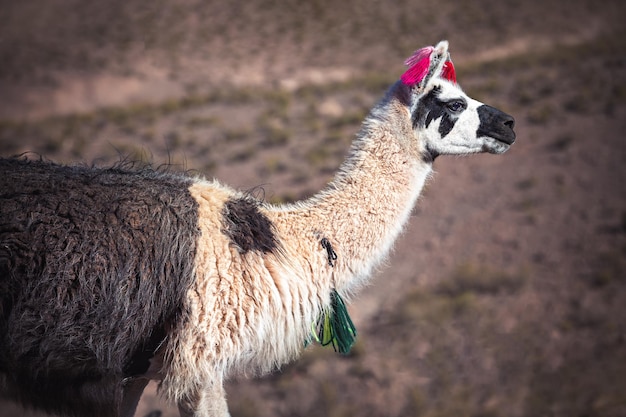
[
  {"left": 273, "top": 89, "right": 432, "bottom": 294},
  {"left": 313, "top": 127, "right": 431, "bottom": 291}
]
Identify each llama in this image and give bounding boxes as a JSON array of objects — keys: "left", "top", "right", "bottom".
[{"left": 0, "top": 41, "right": 515, "bottom": 417}]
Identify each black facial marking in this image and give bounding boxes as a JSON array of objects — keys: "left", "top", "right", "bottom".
[
  {"left": 223, "top": 197, "right": 278, "bottom": 254},
  {"left": 412, "top": 86, "right": 462, "bottom": 138}
]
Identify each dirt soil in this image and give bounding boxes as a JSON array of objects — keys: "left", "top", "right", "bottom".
[{"left": 1, "top": 1, "right": 625, "bottom": 416}]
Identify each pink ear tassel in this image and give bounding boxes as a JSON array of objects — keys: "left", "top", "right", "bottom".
[
  {"left": 404, "top": 46, "right": 434, "bottom": 67},
  {"left": 400, "top": 45, "right": 457, "bottom": 86},
  {"left": 400, "top": 46, "right": 433, "bottom": 86}
]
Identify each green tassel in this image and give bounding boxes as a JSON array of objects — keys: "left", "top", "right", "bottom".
[{"left": 312, "top": 289, "right": 357, "bottom": 354}]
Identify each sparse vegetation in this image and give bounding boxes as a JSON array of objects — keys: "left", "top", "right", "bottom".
[
  {"left": 547, "top": 133, "right": 574, "bottom": 152},
  {"left": 437, "top": 262, "right": 526, "bottom": 297},
  {"left": 526, "top": 104, "right": 554, "bottom": 125}
]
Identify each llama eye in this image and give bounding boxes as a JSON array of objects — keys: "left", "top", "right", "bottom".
[{"left": 446, "top": 100, "right": 465, "bottom": 112}]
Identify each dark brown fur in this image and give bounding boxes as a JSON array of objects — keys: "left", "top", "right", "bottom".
[
  {"left": 222, "top": 197, "right": 277, "bottom": 254},
  {"left": 0, "top": 158, "right": 200, "bottom": 417}
]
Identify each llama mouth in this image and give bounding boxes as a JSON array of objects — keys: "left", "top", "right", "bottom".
[
  {"left": 494, "top": 127, "right": 516, "bottom": 145},
  {"left": 482, "top": 125, "right": 516, "bottom": 154}
]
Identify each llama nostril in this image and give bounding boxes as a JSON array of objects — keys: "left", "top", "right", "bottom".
[{"left": 504, "top": 117, "right": 515, "bottom": 130}]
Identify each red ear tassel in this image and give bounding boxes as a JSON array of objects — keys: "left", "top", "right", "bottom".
[{"left": 441, "top": 60, "right": 456, "bottom": 83}]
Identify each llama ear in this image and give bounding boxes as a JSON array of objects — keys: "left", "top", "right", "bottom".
[
  {"left": 424, "top": 41, "right": 452, "bottom": 86},
  {"left": 401, "top": 40, "right": 456, "bottom": 91}
]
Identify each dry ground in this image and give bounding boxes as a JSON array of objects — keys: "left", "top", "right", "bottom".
[{"left": 1, "top": 1, "right": 625, "bottom": 416}]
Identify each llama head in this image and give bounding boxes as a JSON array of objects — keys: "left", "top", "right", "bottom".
[{"left": 401, "top": 41, "right": 516, "bottom": 160}]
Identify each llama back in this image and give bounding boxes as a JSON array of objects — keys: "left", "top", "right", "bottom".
[{"left": 0, "top": 158, "right": 200, "bottom": 416}]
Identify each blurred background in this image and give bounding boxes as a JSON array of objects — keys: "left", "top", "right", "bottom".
[{"left": 1, "top": 0, "right": 625, "bottom": 416}]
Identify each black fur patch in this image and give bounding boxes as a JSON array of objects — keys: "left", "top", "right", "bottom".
[
  {"left": 222, "top": 197, "right": 277, "bottom": 254},
  {"left": 0, "top": 157, "right": 200, "bottom": 417},
  {"left": 412, "top": 86, "right": 462, "bottom": 138}
]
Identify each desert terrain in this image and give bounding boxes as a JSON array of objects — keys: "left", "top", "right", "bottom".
[{"left": 0, "top": 0, "right": 625, "bottom": 416}]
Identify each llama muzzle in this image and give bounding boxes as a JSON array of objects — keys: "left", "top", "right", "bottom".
[{"left": 476, "top": 104, "right": 516, "bottom": 151}]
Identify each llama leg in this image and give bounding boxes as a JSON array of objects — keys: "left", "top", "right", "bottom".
[
  {"left": 120, "top": 377, "right": 150, "bottom": 417},
  {"left": 177, "top": 384, "right": 230, "bottom": 417}
]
